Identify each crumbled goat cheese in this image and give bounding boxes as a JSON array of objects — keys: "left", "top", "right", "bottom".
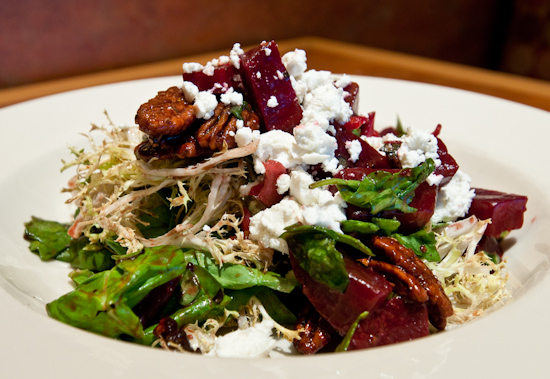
[
  {"left": 334, "top": 74, "right": 352, "bottom": 89},
  {"left": 194, "top": 91, "right": 218, "bottom": 119},
  {"left": 267, "top": 96, "right": 279, "bottom": 108},
  {"left": 230, "top": 43, "right": 244, "bottom": 68},
  {"left": 207, "top": 318, "right": 276, "bottom": 358},
  {"left": 398, "top": 127, "right": 441, "bottom": 168},
  {"left": 345, "top": 139, "right": 362, "bottom": 162},
  {"left": 253, "top": 130, "right": 301, "bottom": 173},
  {"left": 220, "top": 88, "right": 244, "bottom": 106},
  {"left": 288, "top": 168, "right": 347, "bottom": 232},
  {"left": 249, "top": 198, "right": 303, "bottom": 253},
  {"left": 181, "top": 81, "right": 199, "bottom": 103},
  {"left": 180, "top": 82, "right": 218, "bottom": 119},
  {"left": 235, "top": 127, "right": 260, "bottom": 148},
  {"left": 256, "top": 71, "right": 261, "bottom": 79},
  {"left": 264, "top": 47, "right": 272, "bottom": 56},
  {"left": 432, "top": 170, "right": 475, "bottom": 224},
  {"left": 282, "top": 49, "right": 307, "bottom": 79},
  {"left": 276, "top": 173, "right": 291, "bottom": 194},
  {"left": 276, "top": 70, "right": 285, "bottom": 80},
  {"left": 290, "top": 76, "right": 308, "bottom": 104},
  {"left": 293, "top": 123, "right": 337, "bottom": 166},
  {"left": 300, "top": 75, "right": 353, "bottom": 131},
  {"left": 182, "top": 62, "right": 204, "bottom": 74}
]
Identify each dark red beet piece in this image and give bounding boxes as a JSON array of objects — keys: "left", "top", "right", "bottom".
[
  {"left": 133, "top": 277, "right": 181, "bottom": 328},
  {"left": 348, "top": 297, "right": 429, "bottom": 350},
  {"left": 239, "top": 41, "right": 303, "bottom": 133},
  {"left": 248, "top": 159, "right": 287, "bottom": 207},
  {"left": 341, "top": 113, "right": 378, "bottom": 138},
  {"left": 433, "top": 137, "right": 459, "bottom": 186},
  {"left": 334, "top": 123, "right": 390, "bottom": 169},
  {"left": 342, "top": 82, "right": 360, "bottom": 114},
  {"left": 466, "top": 188, "right": 528, "bottom": 237},
  {"left": 336, "top": 168, "right": 437, "bottom": 233},
  {"left": 289, "top": 252, "right": 393, "bottom": 335},
  {"left": 182, "top": 63, "right": 242, "bottom": 94}
]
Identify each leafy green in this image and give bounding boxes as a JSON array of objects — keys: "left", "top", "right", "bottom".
[
  {"left": 340, "top": 217, "right": 401, "bottom": 236},
  {"left": 311, "top": 158, "right": 435, "bottom": 215},
  {"left": 46, "top": 246, "right": 189, "bottom": 339},
  {"left": 24, "top": 217, "right": 72, "bottom": 260},
  {"left": 281, "top": 224, "right": 374, "bottom": 293},
  {"left": 24, "top": 217, "right": 115, "bottom": 271},
  {"left": 335, "top": 310, "right": 370, "bottom": 352},
  {"left": 392, "top": 229, "right": 439, "bottom": 262},
  {"left": 55, "top": 236, "right": 115, "bottom": 272},
  {"left": 184, "top": 251, "right": 298, "bottom": 293}
]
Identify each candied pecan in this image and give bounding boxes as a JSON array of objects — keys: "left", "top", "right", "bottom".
[
  {"left": 136, "top": 86, "right": 196, "bottom": 137},
  {"left": 360, "top": 259, "right": 429, "bottom": 303},
  {"left": 293, "top": 304, "right": 334, "bottom": 354},
  {"left": 196, "top": 103, "right": 260, "bottom": 151},
  {"left": 370, "top": 236, "right": 453, "bottom": 330}
]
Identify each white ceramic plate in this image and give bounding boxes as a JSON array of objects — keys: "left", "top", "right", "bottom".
[{"left": 1, "top": 76, "right": 549, "bottom": 378}]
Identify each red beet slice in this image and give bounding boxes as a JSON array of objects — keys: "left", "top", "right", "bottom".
[
  {"left": 248, "top": 160, "right": 287, "bottom": 207},
  {"left": 239, "top": 41, "right": 303, "bottom": 133},
  {"left": 289, "top": 252, "right": 393, "bottom": 335},
  {"left": 336, "top": 168, "right": 437, "bottom": 233},
  {"left": 334, "top": 124, "right": 390, "bottom": 169},
  {"left": 466, "top": 188, "right": 528, "bottom": 237},
  {"left": 348, "top": 297, "right": 429, "bottom": 350},
  {"left": 433, "top": 137, "right": 458, "bottom": 186},
  {"left": 182, "top": 63, "right": 242, "bottom": 94},
  {"left": 342, "top": 82, "right": 360, "bottom": 114}
]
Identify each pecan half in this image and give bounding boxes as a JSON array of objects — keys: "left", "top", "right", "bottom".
[
  {"left": 371, "top": 235, "right": 453, "bottom": 330},
  {"left": 196, "top": 103, "right": 260, "bottom": 151},
  {"left": 360, "top": 259, "right": 429, "bottom": 303},
  {"left": 293, "top": 304, "right": 334, "bottom": 355},
  {"left": 136, "top": 86, "right": 196, "bottom": 138}
]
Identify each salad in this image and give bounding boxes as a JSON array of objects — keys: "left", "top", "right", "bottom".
[{"left": 23, "top": 40, "right": 528, "bottom": 357}]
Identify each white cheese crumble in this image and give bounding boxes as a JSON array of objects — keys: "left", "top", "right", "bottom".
[
  {"left": 193, "top": 91, "right": 218, "bottom": 119},
  {"left": 265, "top": 47, "right": 272, "bottom": 56},
  {"left": 282, "top": 49, "right": 307, "bottom": 79},
  {"left": 276, "top": 173, "right": 291, "bottom": 194},
  {"left": 253, "top": 130, "right": 301, "bottom": 173},
  {"left": 300, "top": 73, "right": 353, "bottom": 131},
  {"left": 398, "top": 127, "right": 441, "bottom": 168},
  {"left": 220, "top": 88, "right": 244, "bottom": 106},
  {"left": 182, "top": 62, "right": 204, "bottom": 74},
  {"left": 249, "top": 198, "right": 303, "bottom": 253},
  {"left": 230, "top": 43, "right": 244, "bottom": 68},
  {"left": 267, "top": 95, "right": 279, "bottom": 108},
  {"left": 288, "top": 168, "right": 347, "bottom": 233},
  {"left": 180, "top": 82, "right": 218, "bottom": 119},
  {"left": 206, "top": 318, "right": 277, "bottom": 358},
  {"left": 432, "top": 170, "right": 476, "bottom": 224},
  {"left": 345, "top": 139, "right": 362, "bottom": 162}
]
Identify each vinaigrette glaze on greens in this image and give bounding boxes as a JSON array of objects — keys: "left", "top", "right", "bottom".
[{"left": 24, "top": 40, "right": 528, "bottom": 357}]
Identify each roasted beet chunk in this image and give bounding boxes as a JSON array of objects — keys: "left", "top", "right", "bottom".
[
  {"left": 466, "top": 188, "right": 528, "bottom": 237},
  {"left": 248, "top": 160, "right": 287, "bottom": 207},
  {"left": 348, "top": 297, "right": 429, "bottom": 350},
  {"left": 289, "top": 252, "right": 393, "bottom": 335},
  {"left": 240, "top": 41, "right": 303, "bottom": 133},
  {"left": 334, "top": 123, "right": 390, "bottom": 169},
  {"left": 433, "top": 137, "right": 459, "bottom": 186},
  {"left": 182, "top": 63, "right": 243, "bottom": 94}
]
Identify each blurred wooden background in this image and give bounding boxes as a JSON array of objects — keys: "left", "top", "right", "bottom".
[{"left": 1, "top": 0, "right": 549, "bottom": 89}]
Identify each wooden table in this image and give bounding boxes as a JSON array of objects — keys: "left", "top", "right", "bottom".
[{"left": 1, "top": 37, "right": 550, "bottom": 111}]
